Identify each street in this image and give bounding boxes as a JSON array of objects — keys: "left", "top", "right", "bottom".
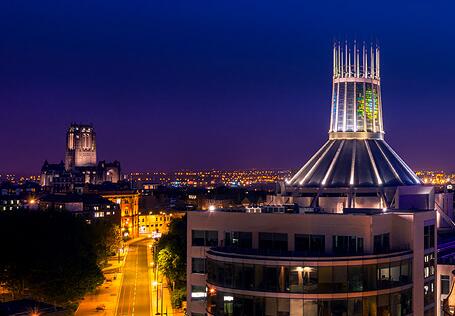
[{"left": 116, "top": 240, "right": 151, "bottom": 316}]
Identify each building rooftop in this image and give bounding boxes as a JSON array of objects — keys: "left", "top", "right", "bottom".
[
  {"left": 0, "top": 299, "right": 66, "bottom": 316},
  {"left": 40, "top": 193, "right": 116, "bottom": 205},
  {"left": 287, "top": 139, "right": 421, "bottom": 188}
]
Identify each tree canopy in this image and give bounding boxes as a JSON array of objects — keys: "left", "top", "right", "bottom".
[
  {"left": 155, "top": 215, "right": 187, "bottom": 307},
  {"left": 0, "top": 210, "right": 120, "bottom": 308}
]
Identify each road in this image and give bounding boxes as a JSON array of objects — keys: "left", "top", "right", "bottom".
[{"left": 116, "top": 240, "right": 151, "bottom": 316}]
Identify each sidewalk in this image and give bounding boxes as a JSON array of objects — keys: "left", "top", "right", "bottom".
[
  {"left": 75, "top": 271, "right": 121, "bottom": 316},
  {"left": 148, "top": 242, "right": 184, "bottom": 316},
  {"left": 76, "top": 236, "right": 145, "bottom": 316}
]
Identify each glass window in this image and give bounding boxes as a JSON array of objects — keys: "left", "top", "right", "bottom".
[
  {"left": 303, "top": 300, "right": 317, "bottom": 315},
  {"left": 333, "top": 235, "right": 363, "bottom": 255},
  {"left": 207, "top": 259, "right": 217, "bottom": 283},
  {"left": 317, "top": 266, "right": 333, "bottom": 293},
  {"left": 348, "top": 266, "right": 363, "bottom": 292},
  {"left": 264, "top": 297, "right": 277, "bottom": 316},
  {"left": 209, "top": 290, "right": 414, "bottom": 316},
  {"left": 424, "top": 280, "right": 435, "bottom": 306},
  {"left": 277, "top": 298, "right": 290, "bottom": 315},
  {"left": 233, "top": 263, "right": 243, "bottom": 289},
  {"left": 191, "top": 285, "right": 206, "bottom": 301},
  {"left": 206, "top": 231, "right": 218, "bottom": 247},
  {"left": 377, "top": 262, "right": 390, "bottom": 289},
  {"left": 348, "top": 298, "right": 363, "bottom": 316},
  {"left": 332, "top": 266, "right": 348, "bottom": 292},
  {"left": 217, "top": 262, "right": 225, "bottom": 285},
  {"left": 259, "top": 232, "right": 288, "bottom": 253},
  {"left": 225, "top": 231, "right": 252, "bottom": 249},
  {"left": 224, "top": 263, "right": 234, "bottom": 288},
  {"left": 259, "top": 232, "right": 273, "bottom": 251},
  {"left": 441, "top": 275, "right": 450, "bottom": 295},
  {"left": 400, "top": 259, "right": 412, "bottom": 284},
  {"left": 243, "top": 264, "right": 254, "bottom": 290},
  {"left": 254, "top": 264, "right": 264, "bottom": 290},
  {"left": 192, "top": 258, "right": 206, "bottom": 274},
  {"left": 374, "top": 233, "right": 390, "bottom": 254},
  {"left": 295, "top": 234, "right": 309, "bottom": 253},
  {"left": 263, "top": 266, "right": 279, "bottom": 291},
  {"left": 295, "top": 234, "right": 325, "bottom": 255},
  {"left": 331, "top": 300, "right": 348, "bottom": 316},
  {"left": 363, "top": 296, "right": 377, "bottom": 316},
  {"left": 424, "top": 225, "right": 435, "bottom": 249},
  {"left": 377, "top": 294, "right": 390, "bottom": 316},
  {"left": 390, "top": 261, "right": 401, "bottom": 286},
  {"left": 424, "top": 252, "right": 435, "bottom": 278},
  {"left": 390, "top": 292, "right": 401, "bottom": 316},
  {"left": 192, "top": 230, "right": 205, "bottom": 246},
  {"left": 401, "top": 288, "right": 413, "bottom": 315},
  {"left": 363, "top": 264, "right": 377, "bottom": 291},
  {"left": 290, "top": 266, "right": 317, "bottom": 294}
]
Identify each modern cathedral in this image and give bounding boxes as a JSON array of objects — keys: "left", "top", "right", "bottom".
[{"left": 187, "top": 43, "right": 443, "bottom": 316}]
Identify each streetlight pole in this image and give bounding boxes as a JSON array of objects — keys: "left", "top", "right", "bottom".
[
  {"left": 160, "top": 282, "right": 164, "bottom": 315},
  {"left": 155, "top": 283, "right": 160, "bottom": 316}
]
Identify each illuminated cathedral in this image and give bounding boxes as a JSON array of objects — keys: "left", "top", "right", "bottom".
[{"left": 41, "top": 123, "right": 121, "bottom": 192}]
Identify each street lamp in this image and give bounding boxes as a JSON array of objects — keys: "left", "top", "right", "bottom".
[{"left": 154, "top": 280, "right": 161, "bottom": 316}]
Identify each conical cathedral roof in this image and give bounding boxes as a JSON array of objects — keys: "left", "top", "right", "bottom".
[
  {"left": 287, "top": 139, "right": 421, "bottom": 188},
  {"left": 287, "top": 42, "right": 421, "bottom": 188}
]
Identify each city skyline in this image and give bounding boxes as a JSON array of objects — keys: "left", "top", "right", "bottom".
[
  {"left": 1, "top": 1, "right": 455, "bottom": 174},
  {"left": 0, "top": 3, "right": 452, "bottom": 314}
]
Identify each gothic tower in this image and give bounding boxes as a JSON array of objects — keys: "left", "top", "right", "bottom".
[{"left": 64, "top": 123, "right": 97, "bottom": 170}]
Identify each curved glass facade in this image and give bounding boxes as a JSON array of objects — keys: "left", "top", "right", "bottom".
[
  {"left": 330, "top": 81, "right": 382, "bottom": 133},
  {"left": 207, "top": 258, "right": 412, "bottom": 293},
  {"left": 207, "top": 289, "right": 413, "bottom": 316}
]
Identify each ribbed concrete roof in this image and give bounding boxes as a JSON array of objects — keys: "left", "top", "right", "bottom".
[{"left": 287, "top": 139, "right": 421, "bottom": 188}]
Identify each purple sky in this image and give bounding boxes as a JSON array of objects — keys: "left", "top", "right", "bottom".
[{"left": 0, "top": 1, "right": 454, "bottom": 174}]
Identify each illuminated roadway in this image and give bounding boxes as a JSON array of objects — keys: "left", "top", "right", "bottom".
[{"left": 116, "top": 239, "right": 151, "bottom": 316}]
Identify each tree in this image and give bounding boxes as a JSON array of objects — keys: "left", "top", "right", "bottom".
[
  {"left": 90, "top": 221, "right": 122, "bottom": 266},
  {"left": 155, "top": 215, "right": 187, "bottom": 307},
  {"left": 0, "top": 210, "right": 114, "bottom": 309},
  {"left": 157, "top": 248, "right": 180, "bottom": 282}
]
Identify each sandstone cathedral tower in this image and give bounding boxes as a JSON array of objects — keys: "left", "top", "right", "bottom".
[
  {"left": 64, "top": 123, "right": 97, "bottom": 171},
  {"left": 41, "top": 123, "right": 121, "bottom": 192}
]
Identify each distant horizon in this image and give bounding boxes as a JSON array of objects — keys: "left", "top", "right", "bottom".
[{"left": 2, "top": 167, "right": 454, "bottom": 179}]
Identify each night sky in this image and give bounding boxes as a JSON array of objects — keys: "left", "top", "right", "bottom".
[{"left": 1, "top": 1, "right": 454, "bottom": 174}]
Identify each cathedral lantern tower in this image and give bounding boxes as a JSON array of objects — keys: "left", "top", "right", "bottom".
[
  {"left": 285, "top": 42, "right": 422, "bottom": 210},
  {"left": 65, "top": 123, "right": 97, "bottom": 171},
  {"left": 329, "top": 41, "right": 383, "bottom": 138}
]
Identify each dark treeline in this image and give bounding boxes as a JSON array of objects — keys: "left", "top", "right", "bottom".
[
  {"left": 0, "top": 210, "right": 121, "bottom": 310},
  {"left": 155, "top": 215, "right": 187, "bottom": 308}
]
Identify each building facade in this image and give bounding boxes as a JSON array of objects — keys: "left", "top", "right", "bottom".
[
  {"left": 188, "top": 209, "right": 435, "bottom": 315},
  {"left": 65, "top": 123, "right": 97, "bottom": 170},
  {"left": 186, "top": 42, "right": 437, "bottom": 316},
  {"left": 101, "top": 191, "right": 139, "bottom": 238},
  {"left": 39, "top": 193, "right": 120, "bottom": 224},
  {"left": 139, "top": 211, "right": 185, "bottom": 237},
  {"left": 41, "top": 124, "right": 121, "bottom": 192}
]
